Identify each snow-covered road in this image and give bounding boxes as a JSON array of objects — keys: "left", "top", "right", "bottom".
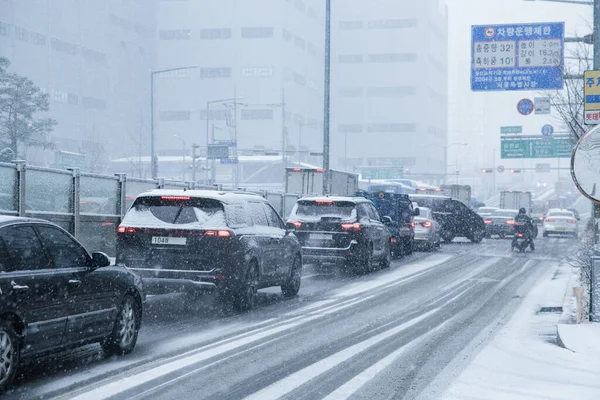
[{"left": 4, "top": 235, "right": 579, "bottom": 400}]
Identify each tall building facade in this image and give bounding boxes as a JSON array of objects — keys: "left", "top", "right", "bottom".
[
  {"left": 331, "top": 0, "right": 448, "bottom": 175},
  {"left": 154, "top": 0, "right": 325, "bottom": 162},
  {"left": 0, "top": 0, "right": 155, "bottom": 167}
]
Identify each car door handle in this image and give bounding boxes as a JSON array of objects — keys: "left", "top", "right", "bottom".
[
  {"left": 68, "top": 279, "right": 82, "bottom": 286},
  {"left": 10, "top": 281, "right": 29, "bottom": 291}
]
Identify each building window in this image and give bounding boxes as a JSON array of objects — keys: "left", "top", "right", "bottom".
[
  {"left": 339, "top": 20, "right": 363, "bottom": 30},
  {"left": 241, "top": 109, "right": 274, "bottom": 120},
  {"left": 31, "top": 32, "right": 46, "bottom": 46},
  {"left": 159, "top": 29, "right": 191, "bottom": 40},
  {"left": 82, "top": 96, "right": 106, "bottom": 110},
  {"left": 241, "top": 27, "right": 274, "bottom": 38},
  {"left": 294, "top": 36, "right": 306, "bottom": 50},
  {"left": 0, "top": 21, "right": 10, "bottom": 37},
  {"left": 338, "top": 87, "right": 363, "bottom": 97},
  {"left": 367, "top": 19, "right": 417, "bottom": 29},
  {"left": 282, "top": 29, "right": 292, "bottom": 41},
  {"left": 339, "top": 124, "right": 363, "bottom": 133},
  {"left": 200, "top": 67, "right": 231, "bottom": 78},
  {"left": 14, "top": 26, "right": 28, "bottom": 42},
  {"left": 242, "top": 66, "right": 274, "bottom": 78},
  {"left": 51, "top": 38, "right": 78, "bottom": 56},
  {"left": 367, "top": 123, "right": 416, "bottom": 133},
  {"left": 368, "top": 53, "right": 417, "bottom": 63},
  {"left": 338, "top": 54, "right": 363, "bottom": 63},
  {"left": 67, "top": 93, "right": 79, "bottom": 106},
  {"left": 51, "top": 89, "right": 68, "bottom": 104},
  {"left": 367, "top": 86, "right": 416, "bottom": 97},
  {"left": 200, "top": 110, "right": 229, "bottom": 120},
  {"left": 200, "top": 28, "right": 232, "bottom": 39},
  {"left": 159, "top": 110, "right": 191, "bottom": 121}
]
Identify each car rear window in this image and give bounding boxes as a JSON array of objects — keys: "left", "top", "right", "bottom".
[
  {"left": 548, "top": 212, "right": 574, "bottom": 218},
  {"left": 491, "top": 210, "right": 517, "bottom": 217},
  {"left": 293, "top": 200, "right": 356, "bottom": 219},
  {"left": 123, "top": 196, "right": 227, "bottom": 227}
]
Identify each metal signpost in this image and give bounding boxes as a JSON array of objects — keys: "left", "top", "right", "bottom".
[
  {"left": 535, "top": 97, "right": 551, "bottom": 114},
  {"left": 500, "top": 126, "right": 522, "bottom": 134},
  {"left": 471, "top": 22, "right": 564, "bottom": 91},
  {"left": 500, "top": 135, "right": 572, "bottom": 159},
  {"left": 584, "top": 70, "right": 600, "bottom": 124}
]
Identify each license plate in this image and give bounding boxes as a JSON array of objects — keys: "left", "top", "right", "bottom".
[
  {"left": 309, "top": 233, "right": 333, "bottom": 241},
  {"left": 555, "top": 228, "right": 566, "bottom": 231},
  {"left": 151, "top": 237, "right": 187, "bottom": 245}
]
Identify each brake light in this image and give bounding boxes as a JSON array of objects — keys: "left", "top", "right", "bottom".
[
  {"left": 517, "top": 233, "right": 524, "bottom": 238},
  {"left": 101, "top": 222, "right": 115, "bottom": 227},
  {"left": 420, "top": 221, "right": 432, "bottom": 228},
  {"left": 539, "top": 216, "right": 544, "bottom": 220},
  {"left": 118, "top": 226, "right": 136, "bottom": 233},
  {"left": 341, "top": 222, "right": 361, "bottom": 231},
  {"left": 567, "top": 219, "right": 577, "bottom": 223},
  {"left": 411, "top": 221, "right": 415, "bottom": 228},
  {"left": 545, "top": 218, "right": 554, "bottom": 223},
  {"left": 506, "top": 220, "right": 516, "bottom": 225},
  {"left": 418, "top": 188, "right": 426, "bottom": 191},
  {"left": 484, "top": 219, "right": 492, "bottom": 225},
  {"left": 435, "top": 188, "right": 441, "bottom": 192},
  {"left": 203, "top": 230, "right": 232, "bottom": 237},
  {"left": 316, "top": 168, "right": 324, "bottom": 173},
  {"left": 292, "top": 168, "right": 302, "bottom": 172},
  {"left": 390, "top": 237, "right": 397, "bottom": 243},
  {"left": 161, "top": 195, "right": 191, "bottom": 201},
  {"left": 289, "top": 221, "right": 302, "bottom": 229},
  {"left": 315, "top": 199, "right": 334, "bottom": 205}
]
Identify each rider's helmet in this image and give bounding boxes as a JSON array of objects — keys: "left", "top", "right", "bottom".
[{"left": 518, "top": 207, "right": 527, "bottom": 215}]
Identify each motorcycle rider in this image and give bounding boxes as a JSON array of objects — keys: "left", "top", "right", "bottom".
[{"left": 513, "top": 207, "right": 535, "bottom": 251}]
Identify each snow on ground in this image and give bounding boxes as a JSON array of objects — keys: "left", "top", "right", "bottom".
[
  {"left": 441, "top": 260, "right": 600, "bottom": 400},
  {"left": 558, "top": 324, "right": 600, "bottom": 360}
]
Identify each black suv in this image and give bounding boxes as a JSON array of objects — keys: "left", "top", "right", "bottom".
[
  {"left": 409, "top": 195, "right": 485, "bottom": 243},
  {"left": 116, "top": 190, "right": 302, "bottom": 311},
  {"left": 357, "top": 190, "right": 417, "bottom": 258},
  {"left": 0, "top": 216, "right": 144, "bottom": 392},
  {"left": 288, "top": 196, "right": 391, "bottom": 273}
]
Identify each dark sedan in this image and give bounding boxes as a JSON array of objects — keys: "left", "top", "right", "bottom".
[
  {"left": 0, "top": 216, "right": 144, "bottom": 392},
  {"left": 483, "top": 209, "right": 519, "bottom": 238}
]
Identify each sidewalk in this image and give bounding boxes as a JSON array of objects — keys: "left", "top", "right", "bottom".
[{"left": 441, "top": 260, "right": 600, "bottom": 400}]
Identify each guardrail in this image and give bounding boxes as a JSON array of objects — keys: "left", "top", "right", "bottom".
[{"left": 0, "top": 161, "right": 301, "bottom": 256}]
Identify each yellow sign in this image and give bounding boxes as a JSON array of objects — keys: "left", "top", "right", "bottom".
[{"left": 584, "top": 70, "right": 600, "bottom": 125}]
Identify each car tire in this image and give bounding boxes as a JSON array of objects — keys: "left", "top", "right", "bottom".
[
  {"left": 356, "top": 243, "right": 374, "bottom": 274},
  {"left": 470, "top": 228, "right": 484, "bottom": 244},
  {"left": 391, "top": 242, "right": 402, "bottom": 259},
  {"left": 0, "top": 320, "right": 19, "bottom": 393},
  {"left": 380, "top": 245, "right": 391, "bottom": 269},
  {"left": 233, "top": 262, "right": 259, "bottom": 312},
  {"left": 282, "top": 255, "right": 302, "bottom": 297},
  {"left": 102, "top": 294, "right": 140, "bottom": 356},
  {"left": 441, "top": 230, "right": 454, "bottom": 243},
  {"left": 403, "top": 239, "right": 413, "bottom": 256}
]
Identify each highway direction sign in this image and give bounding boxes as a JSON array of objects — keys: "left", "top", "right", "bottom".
[
  {"left": 501, "top": 135, "right": 572, "bottom": 159},
  {"left": 500, "top": 126, "right": 522, "bottom": 134}
]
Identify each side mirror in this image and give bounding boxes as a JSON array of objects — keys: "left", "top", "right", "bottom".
[
  {"left": 285, "top": 222, "right": 297, "bottom": 232},
  {"left": 92, "top": 252, "right": 111, "bottom": 268},
  {"left": 414, "top": 208, "right": 420, "bottom": 216},
  {"left": 382, "top": 216, "right": 393, "bottom": 225}
]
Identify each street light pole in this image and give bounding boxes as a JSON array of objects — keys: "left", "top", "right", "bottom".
[
  {"left": 150, "top": 65, "right": 199, "bottom": 179},
  {"left": 322, "top": 0, "right": 332, "bottom": 194}
]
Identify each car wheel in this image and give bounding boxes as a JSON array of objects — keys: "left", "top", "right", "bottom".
[
  {"left": 0, "top": 321, "right": 19, "bottom": 393},
  {"left": 282, "top": 255, "right": 302, "bottom": 297},
  {"left": 470, "top": 228, "right": 484, "bottom": 244},
  {"left": 234, "top": 262, "right": 259, "bottom": 311},
  {"left": 403, "top": 239, "right": 413, "bottom": 255},
  {"left": 391, "top": 241, "right": 402, "bottom": 259},
  {"left": 102, "top": 294, "right": 140, "bottom": 356},
  {"left": 357, "top": 243, "right": 374, "bottom": 274},
  {"left": 380, "top": 245, "right": 391, "bottom": 269}
]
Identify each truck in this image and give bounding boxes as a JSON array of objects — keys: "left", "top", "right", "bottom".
[
  {"left": 285, "top": 168, "right": 359, "bottom": 196},
  {"left": 500, "top": 190, "right": 532, "bottom": 213},
  {"left": 440, "top": 184, "right": 472, "bottom": 207}
]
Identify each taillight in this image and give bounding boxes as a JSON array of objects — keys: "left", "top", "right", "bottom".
[
  {"left": 484, "top": 219, "right": 492, "bottom": 225},
  {"left": 517, "top": 233, "right": 524, "bottom": 238},
  {"left": 161, "top": 195, "right": 191, "bottom": 201},
  {"left": 411, "top": 221, "right": 416, "bottom": 228},
  {"left": 288, "top": 221, "right": 302, "bottom": 229},
  {"left": 315, "top": 199, "right": 334, "bottom": 205},
  {"left": 545, "top": 218, "right": 554, "bottom": 223},
  {"left": 390, "top": 237, "right": 397, "bottom": 243},
  {"left": 506, "top": 220, "right": 516, "bottom": 225},
  {"left": 341, "top": 222, "right": 361, "bottom": 231},
  {"left": 420, "top": 221, "right": 432, "bottom": 228},
  {"left": 102, "top": 222, "right": 115, "bottom": 227},
  {"left": 118, "top": 226, "right": 136, "bottom": 233},
  {"left": 567, "top": 219, "right": 577, "bottom": 223},
  {"left": 204, "top": 230, "right": 232, "bottom": 237}
]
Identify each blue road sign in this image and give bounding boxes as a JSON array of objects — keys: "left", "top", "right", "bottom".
[
  {"left": 517, "top": 98, "right": 534, "bottom": 115},
  {"left": 471, "top": 22, "right": 564, "bottom": 91},
  {"left": 541, "top": 124, "right": 554, "bottom": 136}
]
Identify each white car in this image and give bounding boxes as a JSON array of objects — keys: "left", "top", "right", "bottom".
[
  {"left": 413, "top": 206, "right": 441, "bottom": 250},
  {"left": 542, "top": 209, "right": 578, "bottom": 238}
]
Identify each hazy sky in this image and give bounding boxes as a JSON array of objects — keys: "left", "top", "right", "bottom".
[{"left": 446, "top": 0, "right": 591, "bottom": 183}]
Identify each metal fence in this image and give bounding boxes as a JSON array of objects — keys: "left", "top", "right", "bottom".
[{"left": 0, "top": 161, "right": 300, "bottom": 256}]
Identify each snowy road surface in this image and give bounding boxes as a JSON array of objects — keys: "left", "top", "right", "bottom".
[{"left": 4, "top": 235, "right": 577, "bottom": 400}]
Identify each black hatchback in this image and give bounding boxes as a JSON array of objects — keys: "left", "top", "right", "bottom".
[
  {"left": 288, "top": 196, "right": 391, "bottom": 273},
  {"left": 0, "top": 216, "right": 144, "bottom": 392},
  {"left": 116, "top": 190, "right": 303, "bottom": 311}
]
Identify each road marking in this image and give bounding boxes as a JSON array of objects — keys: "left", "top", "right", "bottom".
[{"left": 243, "top": 309, "right": 439, "bottom": 400}]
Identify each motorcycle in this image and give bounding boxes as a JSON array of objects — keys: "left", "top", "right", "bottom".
[{"left": 511, "top": 222, "right": 535, "bottom": 252}]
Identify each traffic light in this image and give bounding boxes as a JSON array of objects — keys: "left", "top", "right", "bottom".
[
  {"left": 481, "top": 168, "right": 493, "bottom": 173},
  {"left": 510, "top": 169, "right": 521, "bottom": 174}
]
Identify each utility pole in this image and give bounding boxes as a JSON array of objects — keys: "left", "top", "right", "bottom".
[
  {"left": 234, "top": 87, "right": 239, "bottom": 188},
  {"left": 282, "top": 88, "right": 286, "bottom": 167},
  {"left": 191, "top": 144, "right": 200, "bottom": 183},
  {"left": 492, "top": 148, "right": 496, "bottom": 197},
  {"left": 211, "top": 124, "right": 216, "bottom": 184},
  {"left": 322, "top": 0, "right": 332, "bottom": 194},
  {"left": 594, "top": 0, "right": 600, "bottom": 243}
]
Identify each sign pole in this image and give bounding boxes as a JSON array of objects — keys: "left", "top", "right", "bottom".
[{"left": 594, "top": 0, "right": 600, "bottom": 246}]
